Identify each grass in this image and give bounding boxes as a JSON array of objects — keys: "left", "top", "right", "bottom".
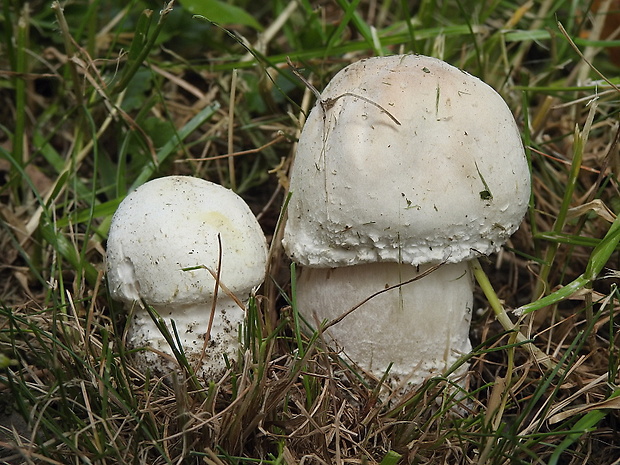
[{"left": 1, "top": 0, "right": 620, "bottom": 463}]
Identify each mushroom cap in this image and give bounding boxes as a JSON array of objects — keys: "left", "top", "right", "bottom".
[
  {"left": 106, "top": 176, "right": 268, "bottom": 306},
  {"left": 283, "top": 54, "right": 530, "bottom": 267}
]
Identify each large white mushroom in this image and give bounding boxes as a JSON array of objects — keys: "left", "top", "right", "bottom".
[
  {"left": 106, "top": 176, "right": 268, "bottom": 379},
  {"left": 283, "top": 54, "right": 530, "bottom": 389}
]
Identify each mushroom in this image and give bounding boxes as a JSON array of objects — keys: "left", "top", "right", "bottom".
[
  {"left": 283, "top": 54, "right": 530, "bottom": 389},
  {"left": 106, "top": 176, "right": 268, "bottom": 379}
]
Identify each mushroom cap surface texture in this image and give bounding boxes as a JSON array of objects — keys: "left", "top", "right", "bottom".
[
  {"left": 283, "top": 54, "right": 531, "bottom": 267},
  {"left": 106, "top": 176, "right": 268, "bottom": 306}
]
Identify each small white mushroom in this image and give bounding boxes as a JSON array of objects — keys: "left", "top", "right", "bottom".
[
  {"left": 283, "top": 54, "right": 530, "bottom": 389},
  {"left": 106, "top": 176, "right": 268, "bottom": 379}
]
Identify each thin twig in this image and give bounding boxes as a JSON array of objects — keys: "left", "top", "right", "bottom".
[
  {"left": 286, "top": 56, "right": 401, "bottom": 126},
  {"left": 178, "top": 134, "right": 286, "bottom": 162},
  {"left": 558, "top": 21, "right": 620, "bottom": 93},
  {"left": 322, "top": 263, "right": 443, "bottom": 331},
  {"left": 196, "top": 234, "right": 223, "bottom": 373}
]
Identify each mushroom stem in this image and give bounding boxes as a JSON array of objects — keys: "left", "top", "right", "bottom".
[
  {"left": 295, "top": 261, "right": 474, "bottom": 388},
  {"left": 129, "top": 298, "right": 244, "bottom": 376}
]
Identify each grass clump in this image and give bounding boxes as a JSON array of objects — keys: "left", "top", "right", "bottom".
[{"left": 1, "top": 0, "right": 620, "bottom": 463}]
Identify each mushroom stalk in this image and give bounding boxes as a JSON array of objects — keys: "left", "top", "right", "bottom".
[{"left": 297, "top": 262, "right": 473, "bottom": 386}]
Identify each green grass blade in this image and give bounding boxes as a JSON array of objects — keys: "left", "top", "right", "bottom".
[
  {"left": 516, "top": 213, "right": 620, "bottom": 315},
  {"left": 548, "top": 389, "right": 620, "bottom": 465},
  {"left": 130, "top": 101, "right": 221, "bottom": 189},
  {"left": 379, "top": 450, "right": 403, "bottom": 465}
]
